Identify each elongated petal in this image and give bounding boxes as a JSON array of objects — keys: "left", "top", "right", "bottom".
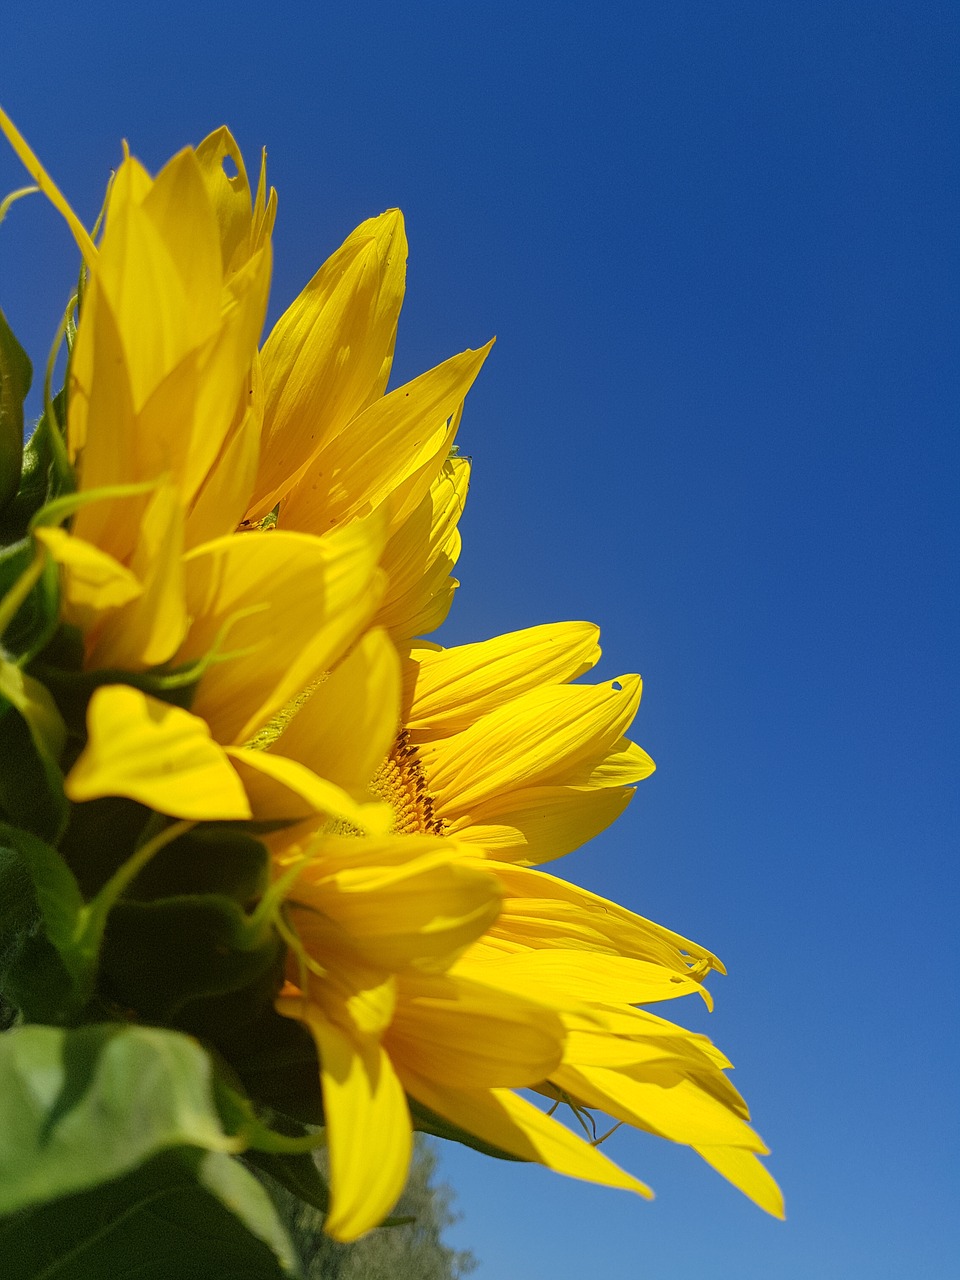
[
  {"left": 86, "top": 481, "right": 187, "bottom": 670},
  {"left": 278, "top": 1005, "right": 411, "bottom": 1242},
  {"left": 194, "top": 126, "right": 256, "bottom": 273},
  {"left": 422, "top": 676, "right": 644, "bottom": 812},
  {"left": 273, "top": 627, "right": 400, "bottom": 798},
  {"left": 386, "top": 971, "right": 564, "bottom": 1089},
  {"left": 403, "top": 621, "right": 601, "bottom": 740},
  {"left": 184, "top": 353, "right": 265, "bottom": 547},
  {"left": 375, "top": 456, "right": 469, "bottom": 643},
  {"left": 0, "top": 106, "right": 97, "bottom": 261},
  {"left": 225, "top": 746, "right": 392, "bottom": 834},
  {"left": 65, "top": 685, "right": 250, "bottom": 819},
  {"left": 279, "top": 343, "right": 492, "bottom": 537},
  {"left": 181, "top": 519, "right": 385, "bottom": 744},
  {"left": 456, "top": 949, "right": 707, "bottom": 1008},
  {"left": 399, "top": 1067, "right": 652, "bottom": 1199},
  {"left": 488, "top": 863, "right": 724, "bottom": 975},
  {"left": 447, "top": 783, "right": 633, "bottom": 865},
  {"left": 695, "top": 1145, "right": 785, "bottom": 1219},
  {"left": 250, "top": 211, "right": 408, "bottom": 518},
  {"left": 553, "top": 1062, "right": 764, "bottom": 1150},
  {"left": 288, "top": 840, "right": 502, "bottom": 972}
]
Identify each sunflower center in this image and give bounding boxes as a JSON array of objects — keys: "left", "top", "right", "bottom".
[{"left": 372, "top": 729, "right": 446, "bottom": 836}]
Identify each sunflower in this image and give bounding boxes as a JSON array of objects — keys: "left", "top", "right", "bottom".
[{"left": 0, "top": 109, "right": 782, "bottom": 1248}]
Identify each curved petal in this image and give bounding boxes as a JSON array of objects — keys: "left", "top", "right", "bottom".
[
  {"left": 181, "top": 519, "right": 385, "bottom": 744},
  {"left": 447, "top": 783, "right": 633, "bottom": 865},
  {"left": 273, "top": 627, "right": 400, "bottom": 798},
  {"left": 65, "top": 685, "right": 250, "bottom": 819},
  {"left": 422, "top": 676, "right": 644, "bottom": 813},
  {"left": 403, "top": 620, "right": 601, "bottom": 740},
  {"left": 400, "top": 1067, "right": 652, "bottom": 1199},
  {"left": 277, "top": 1004, "right": 412, "bottom": 1243}
]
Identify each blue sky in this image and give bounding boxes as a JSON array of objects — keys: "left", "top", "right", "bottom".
[{"left": 2, "top": 3, "right": 958, "bottom": 1278}]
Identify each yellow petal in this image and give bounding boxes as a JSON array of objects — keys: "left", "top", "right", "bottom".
[
  {"left": 273, "top": 627, "right": 400, "bottom": 798},
  {"left": 447, "top": 783, "right": 633, "bottom": 865},
  {"left": 184, "top": 353, "right": 265, "bottom": 548},
  {"left": 386, "top": 971, "right": 564, "bottom": 1089},
  {"left": 226, "top": 746, "right": 392, "bottom": 834},
  {"left": 400, "top": 1067, "right": 652, "bottom": 1199},
  {"left": 250, "top": 211, "right": 408, "bottom": 519},
  {"left": 85, "top": 481, "right": 187, "bottom": 670},
  {"left": 553, "top": 1062, "right": 764, "bottom": 1150},
  {"left": 194, "top": 126, "right": 257, "bottom": 273},
  {"left": 65, "top": 685, "right": 251, "bottom": 819},
  {"left": 695, "top": 1144, "right": 785, "bottom": 1218},
  {"left": 457, "top": 949, "right": 707, "bottom": 1008},
  {"left": 288, "top": 838, "right": 502, "bottom": 972},
  {"left": 277, "top": 1005, "right": 411, "bottom": 1242},
  {"left": 33, "top": 526, "right": 143, "bottom": 630},
  {"left": 279, "top": 343, "right": 492, "bottom": 537},
  {"left": 488, "top": 863, "right": 724, "bottom": 975},
  {"left": 181, "top": 518, "right": 385, "bottom": 744},
  {"left": 0, "top": 106, "right": 97, "bottom": 261},
  {"left": 422, "top": 675, "right": 644, "bottom": 812},
  {"left": 375, "top": 456, "right": 469, "bottom": 643},
  {"left": 403, "top": 620, "right": 601, "bottom": 740}
]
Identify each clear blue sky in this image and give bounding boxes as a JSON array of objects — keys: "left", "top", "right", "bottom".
[{"left": 2, "top": 4, "right": 958, "bottom": 1278}]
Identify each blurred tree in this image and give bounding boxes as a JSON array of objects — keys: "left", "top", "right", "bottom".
[{"left": 272, "top": 1136, "right": 476, "bottom": 1280}]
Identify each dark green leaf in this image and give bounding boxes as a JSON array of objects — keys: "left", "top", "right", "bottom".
[
  {"left": 98, "top": 894, "right": 284, "bottom": 1027},
  {"left": 1, "top": 1146, "right": 300, "bottom": 1279},
  {"left": 0, "top": 305, "right": 30, "bottom": 512},
  {"left": 0, "top": 698, "right": 67, "bottom": 842},
  {"left": 0, "top": 824, "right": 83, "bottom": 976}
]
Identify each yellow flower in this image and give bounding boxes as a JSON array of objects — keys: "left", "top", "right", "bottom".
[
  {"left": 267, "top": 617, "right": 781, "bottom": 1230},
  {"left": 2, "top": 110, "right": 781, "bottom": 1236},
  {"left": 275, "top": 863, "right": 653, "bottom": 1241},
  {"left": 384, "top": 620, "right": 655, "bottom": 862},
  {"left": 246, "top": 207, "right": 490, "bottom": 643}
]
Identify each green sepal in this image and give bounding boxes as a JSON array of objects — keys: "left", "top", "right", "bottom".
[
  {"left": 0, "top": 681, "right": 67, "bottom": 842},
  {"left": 245, "top": 1146, "right": 331, "bottom": 1216},
  {"left": 0, "top": 537, "right": 60, "bottom": 664},
  {"left": 0, "top": 822, "right": 87, "bottom": 1014},
  {"left": 122, "top": 823, "right": 271, "bottom": 904},
  {"left": 213, "top": 1003, "right": 324, "bottom": 1126},
  {"left": 98, "top": 893, "right": 285, "bottom": 1029},
  {"left": 409, "top": 1096, "right": 525, "bottom": 1163},
  {"left": 0, "top": 305, "right": 30, "bottom": 513},
  {"left": 0, "top": 421, "right": 52, "bottom": 543}
]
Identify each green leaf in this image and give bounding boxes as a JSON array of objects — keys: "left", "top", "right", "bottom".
[
  {"left": 98, "top": 893, "right": 285, "bottom": 1028},
  {"left": 1, "top": 1147, "right": 301, "bottom": 1279},
  {"left": 214, "top": 1003, "right": 324, "bottom": 1125},
  {"left": 0, "top": 824, "right": 85, "bottom": 989},
  {"left": 0, "top": 421, "right": 55, "bottom": 544},
  {"left": 0, "top": 305, "right": 30, "bottom": 512},
  {"left": 0, "top": 696, "right": 67, "bottom": 842},
  {"left": 0, "top": 1022, "right": 244, "bottom": 1216}
]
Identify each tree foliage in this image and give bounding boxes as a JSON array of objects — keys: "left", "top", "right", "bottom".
[{"left": 270, "top": 1137, "right": 476, "bottom": 1280}]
